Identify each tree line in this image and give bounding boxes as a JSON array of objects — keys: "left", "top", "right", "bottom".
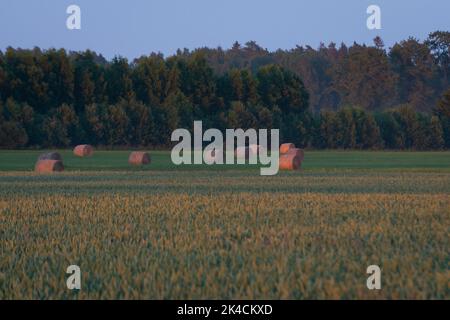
[{"left": 0, "top": 31, "right": 449, "bottom": 149}]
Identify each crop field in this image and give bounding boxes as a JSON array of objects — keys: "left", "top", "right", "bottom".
[{"left": 0, "top": 151, "right": 449, "bottom": 299}]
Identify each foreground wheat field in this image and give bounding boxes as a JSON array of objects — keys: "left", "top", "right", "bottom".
[{"left": 0, "top": 151, "right": 449, "bottom": 299}]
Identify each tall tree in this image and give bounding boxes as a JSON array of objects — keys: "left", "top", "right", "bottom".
[
  {"left": 132, "top": 54, "right": 177, "bottom": 106},
  {"left": 40, "top": 49, "right": 74, "bottom": 109},
  {"left": 72, "top": 50, "right": 107, "bottom": 112},
  {"left": 434, "top": 88, "right": 450, "bottom": 148},
  {"left": 428, "top": 116, "right": 445, "bottom": 149},
  {"left": 426, "top": 31, "right": 450, "bottom": 89},
  {"left": 106, "top": 56, "right": 134, "bottom": 104},
  {"left": 256, "top": 64, "right": 309, "bottom": 113},
  {"left": 333, "top": 39, "right": 396, "bottom": 111},
  {"left": 42, "top": 104, "right": 80, "bottom": 147},
  {"left": 390, "top": 38, "right": 436, "bottom": 111}
]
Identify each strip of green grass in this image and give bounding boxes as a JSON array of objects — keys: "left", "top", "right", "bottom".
[{"left": 0, "top": 150, "right": 449, "bottom": 172}]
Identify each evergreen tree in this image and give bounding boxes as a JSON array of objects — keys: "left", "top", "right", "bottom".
[
  {"left": 0, "top": 37, "right": 448, "bottom": 149},
  {"left": 106, "top": 56, "right": 134, "bottom": 104},
  {"left": 256, "top": 64, "right": 309, "bottom": 113},
  {"left": 132, "top": 54, "right": 170, "bottom": 106},
  {"left": 426, "top": 31, "right": 450, "bottom": 89}
]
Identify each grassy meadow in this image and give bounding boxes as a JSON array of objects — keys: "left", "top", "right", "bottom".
[{"left": 0, "top": 150, "right": 449, "bottom": 299}]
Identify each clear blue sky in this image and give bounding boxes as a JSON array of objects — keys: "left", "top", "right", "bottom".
[{"left": 0, "top": 0, "right": 449, "bottom": 60}]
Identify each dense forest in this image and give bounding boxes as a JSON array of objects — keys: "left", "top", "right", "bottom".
[{"left": 0, "top": 31, "right": 449, "bottom": 149}]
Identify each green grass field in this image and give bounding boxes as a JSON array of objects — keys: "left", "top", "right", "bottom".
[
  {"left": 1, "top": 149, "right": 450, "bottom": 172},
  {"left": 0, "top": 150, "right": 449, "bottom": 299}
]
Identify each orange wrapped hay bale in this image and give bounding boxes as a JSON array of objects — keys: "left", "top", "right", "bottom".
[
  {"left": 35, "top": 160, "right": 64, "bottom": 173},
  {"left": 128, "top": 151, "right": 151, "bottom": 165},
  {"left": 279, "top": 143, "right": 295, "bottom": 154},
  {"left": 73, "top": 144, "right": 94, "bottom": 157},
  {"left": 279, "top": 153, "right": 301, "bottom": 170},
  {"left": 287, "top": 148, "right": 304, "bottom": 162},
  {"left": 37, "top": 152, "right": 62, "bottom": 161}
]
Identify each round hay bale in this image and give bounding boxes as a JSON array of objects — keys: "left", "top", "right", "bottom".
[
  {"left": 280, "top": 143, "right": 295, "bottom": 154},
  {"left": 35, "top": 160, "right": 64, "bottom": 173},
  {"left": 37, "top": 152, "right": 62, "bottom": 161},
  {"left": 279, "top": 154, "right": 301, "bottom": 170},
  {"left": 128, "top": 151, "right": 151, "bottom": 165},
  {"left": 73, "top": 144, "right": 94, "bottom": 157},
  {"left": 287, "top": 148, "right": 304, "bottom": 162}
]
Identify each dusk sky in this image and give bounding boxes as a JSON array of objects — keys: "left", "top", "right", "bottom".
[{"left": 0, "top": 0, "right": 449, "bottom": 60}]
